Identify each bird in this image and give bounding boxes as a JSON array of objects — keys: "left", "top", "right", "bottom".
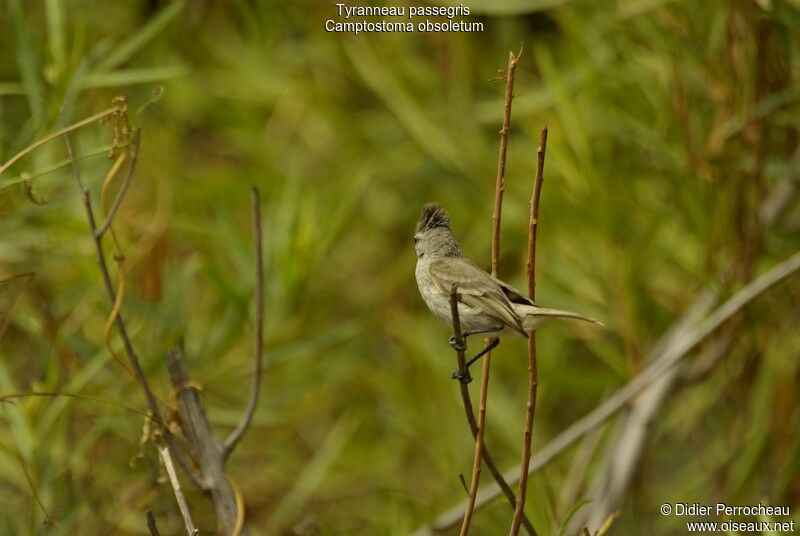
[{"left": 414, "top": 202, "right": 602, "bottom": 379}]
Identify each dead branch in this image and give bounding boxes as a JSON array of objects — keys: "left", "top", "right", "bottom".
[
  {"left": 492, "top": 48, "right": 522, "bottom": 276},
  {"left": 413, "top": 249, "right": 800, "bottom": 534},
  {"left": 449, "top": 286, "right": 470, "bottom": 384},
  {"left": 510, "top": 126, "right": 547, "bottom": 535},
  {"left": 454, "top": 46, "right": 532, "bottom": 536},
  {"left": 223, "top": 187, "right": 265, "bottom": 460},
  {"left": 449, "top": 287, "right": 536, "bottom": 535},
  {"left": 60, "top": 114, "right": 205, "bottom": 490},
  {"left": 166, "top": 346, "right": 243, "bottom": 534},
  {"left": 458, "top": 46, "right": 525, "bottom": 536}
]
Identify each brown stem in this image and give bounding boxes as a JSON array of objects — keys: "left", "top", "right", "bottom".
[
  {"left": 223, "top": 187, "right": 265, "bottom": 459},
  {"left": 491, "top": 48, "right": 522, "bottom": 276},
  {"left": 461, "top": 353, "right": 490, "bottom": 536},
  {"left": 462, "top": 46, "right": 524, "bottom": 536},
  {"left": 450, "top": 285, "right": 469, "bottom": 382},
  {"left": 62, "top": 124, "right": 162, "bottom": 427},
  {"left": 61, "top": 119, "right": 205, "bottom": 490},
  {"left": 166, "top": 346, "right": 244, "bottom": 535},
  {"left": 449, "top": 289, "right": 536, "bottom": 535},
  {"left": 417, "top": 250, "right": 800, "bottom": 533},
  {"left": 510, "top": 127, "right": 547, "bottom": 535}
]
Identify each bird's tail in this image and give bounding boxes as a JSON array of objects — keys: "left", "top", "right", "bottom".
[{"left": 518, "top": 304, "right": 604, "bottom": 332}]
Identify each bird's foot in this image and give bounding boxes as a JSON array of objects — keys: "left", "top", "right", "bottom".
[
  {"left": 448, "top": 335, "right": 467, "bottom": 353},
  {"left": 451, "top": 368, "right": 472, "bottom": 384}
]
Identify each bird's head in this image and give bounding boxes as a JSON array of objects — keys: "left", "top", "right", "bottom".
[{"left": 414, "top": 203, "right": 461, "bottom": 259}]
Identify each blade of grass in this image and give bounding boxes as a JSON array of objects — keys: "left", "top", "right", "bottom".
[
  {"left": 8, "top": 0, "right": 45, "bottom": 126},
  {"left": 81, "top": 64, "right": 190, "bottom": 89},
  {"left": 96, "top": 0, "right": 186, "bottom": 71},
  {"left": 44, "top": 0, "right": 67, "bottom": 78}
]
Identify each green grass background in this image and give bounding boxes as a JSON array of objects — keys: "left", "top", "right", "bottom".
[{"left": 1, "top": 0, "right": 799, "bottom": 534}]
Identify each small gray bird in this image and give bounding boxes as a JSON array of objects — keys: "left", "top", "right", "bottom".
[{"left": 414, "top": 203, "right": 602, "bottom": 376}]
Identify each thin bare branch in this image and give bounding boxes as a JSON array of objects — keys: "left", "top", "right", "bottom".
[
  {"left": 491, "top": 48, "right": 521, "bottom": 276},
  {"left": 60, "top": 106, "right": 205, "bottom": 491},
  {"left": 61, "top": 117, "right": 163, "bottom": 423},
  {"left": 449, "top": 285, "right": 469, "bottom": 383},
  {"left": 413, "top": 249, "right": 800, "bottom": 534},
  {"left": 159, "top": 447, "right": 199, "bottom": 536},
  {"left": 449, "top": 288, "right": 535, "bottom": 534},
  {"left": 510, "top": 126, "right": 547, "bottom": 535},
  {"left": 461, "top": 349, "right": 491, "bottom": 536},
  {"left": 459, "top": 48, "right": 524, "bottom": 536},
  {"left": 167, "top": 346, "right": 243, "bottom": 534},
  {"left": 223, "top": 187, "right": 265, "bottom": 459}
]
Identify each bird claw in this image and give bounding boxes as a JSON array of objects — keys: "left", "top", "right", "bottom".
[
  {"left": 451, "top": 368, "right": 472, "bottom": 384},
  {"left": 448, "top": 335, "right": 467, "bottom": 352}
]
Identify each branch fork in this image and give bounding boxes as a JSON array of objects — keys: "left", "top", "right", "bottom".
[{"left": 60, "top": 98, "right": 264, "bottom": 534}]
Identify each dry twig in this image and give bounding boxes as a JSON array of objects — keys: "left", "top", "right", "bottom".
[
  {"left": 491, "top": 47, "right": 522, "bottom": 275},
  {"left": 166, "top": 347, "right": 242, "bottom": 534},
  {"left": 59, "top": 101, "right": 265, "bottom": 533},
  {"left": 161, "top": 186, "right": 264, "bottom": 535},
  {"left": 223, "top": 187, "right": 265, "bottom": 459},
  {"left": 414, "top": 250, "right": 800, "bottom": 534},
  {"left": 510, "top": 126, "right": 547, "bottom": 535},
  {"left": 60, "top": 110, "right": 205, "bottom": 487},
  {"left": 459, "top": 46, "right": 525, "bottom": 536},
  {"left": 448, "top": 288, "right": 535, "bottom": 534}
]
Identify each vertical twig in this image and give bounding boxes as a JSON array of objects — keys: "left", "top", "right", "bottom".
[
  {"left": 462, "top": 46, "right": 524, "bottom": 536},
  {"left": 449, "top": 293, "right": 536, "bottom": 534},
  {"left": 61, "top": 112, "right": 205, "bottom": 477},
  {"left": 492, "top": 48, "right": 522, "bottom": 276},
  {"left": 460, "top": 355, "right": 489, "bottom": 536},
  {"left": 166, "top": 346, "right": 243, "bottom": 534},
  {"left": 416, "top": 252, "right": 800, "bottom": 534},
  {"left": 61, "top": 115, "right": 205, "bottom": 490},
  {"left": 159, "top": 447, "right": 199, "bottom": 536},
  {"left": 223, "top": 187, "right": 264, "bottom": 459},
  {"left": 510, "top": 127, "right": 548, "bottom": 534},
  {"left": 61, "top": 120, "right": 162, "bottom": 420}
]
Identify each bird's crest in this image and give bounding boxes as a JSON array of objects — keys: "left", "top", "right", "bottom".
[{"left": 416, "top": 203, "right": 451, "bottom": 233}]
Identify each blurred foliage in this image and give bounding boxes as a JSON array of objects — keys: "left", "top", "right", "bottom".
[{"left": 0, "top": 0, "right": 799, "bottom": 534}]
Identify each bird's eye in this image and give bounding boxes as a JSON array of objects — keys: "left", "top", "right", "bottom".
[{"left": 414, "top": 237, "right": 420, "bottom": 244}]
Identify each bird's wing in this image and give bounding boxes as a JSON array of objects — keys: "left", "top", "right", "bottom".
[
  {"left": 428, "top": 258, "right": 525, "bottom": 334},
  {"left": 492, "top": 276, "right": 535, "bottom": 306}
]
